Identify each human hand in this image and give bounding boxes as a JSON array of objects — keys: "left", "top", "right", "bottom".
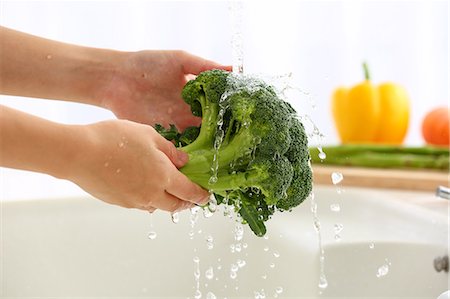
[
  {"left": 68, "top": 119, "right": 210, "bottom": 212},
  {"left": 97, "top": 50, "right": 231, "bottom": 131}
]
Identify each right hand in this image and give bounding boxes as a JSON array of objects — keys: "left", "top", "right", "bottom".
[{"left": 68, "top": 119, "right": 209, "bottom": 212}]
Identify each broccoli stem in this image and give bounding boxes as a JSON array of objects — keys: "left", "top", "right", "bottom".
[
  {"left": 181, "top": 161, "right": 265, "bottom": 192},
  {"left": 180, "top": 125, "right": 255, "bottom": 176},
  {"left": 182, "top": 94, "right": 219, "bottom": 153}
]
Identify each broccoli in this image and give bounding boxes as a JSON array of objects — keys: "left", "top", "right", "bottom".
[{"left": 155, "top": 70, "right": 312, "bottom": 236}]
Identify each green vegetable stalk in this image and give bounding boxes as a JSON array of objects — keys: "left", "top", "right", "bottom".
[{"left": 310, "top": 145, "right": 449, "bottom": 170}]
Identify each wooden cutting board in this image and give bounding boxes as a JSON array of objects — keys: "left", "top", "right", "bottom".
[{"left": 312, "top": 165, "right": 449, "bottom": 192}]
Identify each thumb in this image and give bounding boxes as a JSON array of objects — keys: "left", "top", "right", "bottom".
[
  {"left": 180, "top": 52, "right": 232, "bottom": 75},
  {"left": 157, "top": 138, "right": 189, "bottom": 168}
]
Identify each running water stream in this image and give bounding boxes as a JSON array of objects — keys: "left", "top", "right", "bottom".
[{"left": 186, "top": 1, "right": 330, "bottom": 297}]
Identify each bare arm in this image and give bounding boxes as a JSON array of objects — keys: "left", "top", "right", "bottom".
[
  {"left": 0, "top": 26, "right": 231, "bottom": 130},
  {"left": 0, "top": 26, "right": 124, "bottom": 105},
  {"left": 0, "top": 105, "right": 209, "bottom": 211}
]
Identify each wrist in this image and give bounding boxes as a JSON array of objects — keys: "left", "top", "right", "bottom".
[
  {"left": 49, "top": 123, "right": 91, "bottom": 181},
  {"left": 73, "top": 47, "right": 129, "bottom": 107}
]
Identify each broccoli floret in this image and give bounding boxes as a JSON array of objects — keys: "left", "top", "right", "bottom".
[{"left": 156, "top": 70, "right": 312, "bottom": 236}]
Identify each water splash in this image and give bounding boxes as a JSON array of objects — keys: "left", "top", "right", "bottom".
[
  {"left": 193, "top": 256, "right": 201, "bottom": 298},
  {"left": 273, "top": 286, "right": 283, "bottom": 298},
  {"left": 147, "top": 231, "right": 157, "bottom": 240},
  {"left": 331, "top": 172, "right": 344, "bottom": 185},
  {"left": 205, "top": 267, "right": 214, "bottom": 280},
  {"left": 207, "top": 193, "right": 218, "bottom": 213},
  {"left": 147, "top": 212, "right": 157, "bottom": 240},
  {"left": 376, "top": 259, "right": 391, "bottom": 278},
  {"left": 206, "top": 235, "right": 214, "bottom": 250},
  {"left": 317, "top": 147, "right": 327, "bottom": 160},
  {"left": 206, "top": 292, "right": 216, "bottom": 299},
  {"left": 229, "top": 0, "right": 244, "bottom": 74},
  {"left": 330, "top": 203, "right": 341, "bottom": 212},
  {"left": 171, "top": 212, "right": 180, "bottom": 224},
  {"left": 310, "top": 193, "right": 328, "bottom": 290}
]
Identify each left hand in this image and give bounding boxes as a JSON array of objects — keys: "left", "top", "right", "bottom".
[{"left": 97, "top": 50, "right": 231, "bottom": 131}]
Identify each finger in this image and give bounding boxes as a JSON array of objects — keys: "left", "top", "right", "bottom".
[
  {"left": 180, "top": 51, "right": 232, "bottom": 75},
  {"left": 148, "top": 191, "right": 192, "bottom": 213},
  {"left": 165, "top": 167, "right": 210, "bottom": 205},
  {"left": 156, "top": 137, "right": 189, "bottom": 168}
]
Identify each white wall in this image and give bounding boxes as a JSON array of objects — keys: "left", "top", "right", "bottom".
[{"left": 1, "top": 0, "right": 448, "bottom": 200}]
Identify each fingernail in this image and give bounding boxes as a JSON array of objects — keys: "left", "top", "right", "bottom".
[{"left": 200, "top": 194, "right": 210, "bottom": 205}]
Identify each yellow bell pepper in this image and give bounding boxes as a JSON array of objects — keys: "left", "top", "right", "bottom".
[{"left": 331, "top": 63, "right": 410, "bottom": 144}]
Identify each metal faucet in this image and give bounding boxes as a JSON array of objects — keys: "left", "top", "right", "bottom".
[
  {"left": 434, "top": 255, "right": 449, "bottom": 273},
  {"left": 436, "top": 186, "right": 450, "bottom": 200}
]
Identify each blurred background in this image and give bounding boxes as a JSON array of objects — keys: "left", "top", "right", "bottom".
[{"left": 1, "top": 0, "right": 448, "bottom": 199}]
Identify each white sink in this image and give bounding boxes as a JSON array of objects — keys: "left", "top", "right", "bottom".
[{"left": 2, "top": 186, "right": 448, "bottom": 298}]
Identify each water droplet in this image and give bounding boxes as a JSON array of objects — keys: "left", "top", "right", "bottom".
[
  {"left": 141, "top": 73, "right": 148, "bottom": 79},
  {"left": 193, "top": 256, "right": 200, "bottom": 263},
  {"left": 273, "top": 251, "right": 280, "bottom": 258},
  {"left": 205, "top": 267, "right": 214, "bottom": 280},
  {"left": 206, "top": 235, "right": 214, "bottom": 250},
  {"left": 234, "top": 223, "right": 244, "bottom": 241},
  {"left": 254, "top": 289, "right": 266, "bottom": 299},
  {"left": 369, "top": 243, "right": 375, "bottom": 249},
  {"left": 231, "top": 264, "right": 239, "bottom": 272},
  {"left": 269, "top": 263, "right": 275, "bottom": 268},
  {"left": 208, "top": 175, "right": 218, "bottom": 185},
  {"left": 334, "top": 234, "right": 341, "bottom": 242},
  {"left": 147, "top": 231, "right": 157, "bottom": 240},
  {"left": 331, "top": 172, "right": 344, "bottom": 185},
  {"left": 206, "top": 292, "right": 216, "bottom": 299},
  {"left": 203, "top": 208, "right": 214, "bottom": 218},
  {"left": 376, "top": 264, "right": 390, "bottom": 278},
  {"left": 263, "top": 246, "right": 269, "bottom": 252},
  {"left": 330, "top": 203, "right": 341, "bottom": 212},
  {"left": 46, "top": 54, "right": 52, "bottom": 60},
  {"left": 261, "top": 274, "right": 267, "bottom": 280},
  {"left": 237, "top": 259, "right": 246, "bottom": 268},
  {"left": 194, "top": 268, "right": 200, "bottom": 279},
  {"left": 334, "top": 223, "right": 344, "bottom": 234},
  {"left": 171, "top": 212, "right": 180, "bottom": 224},
  {"left": 103, "top": 162, "right": 109, "bottom": 167},
  {"left": 318, "top": 274, "right": 328, "bottom": 289},
  {"left": 207, "top": 193, "right": 217, "bottom": 213},
  {"left": 318, "top": 148, "right": 327, "bottom": 160},
  {"left": 115, "top": 168, "right": 121, "bottom": 173},
  {"left": 230, "top": 271, "right": 237, "bottom": 279},
  {"left": 275, "top": 286, "right": 283, "bottom": 294},
  {"left": 194, "top": 290, "right": 202, "bottom": 299},
  {"left": 118, "top": 142, "right": 125, "bottom": 148},
  {"left": 377, "top": 259, "right": 392, "bottom": 277}
]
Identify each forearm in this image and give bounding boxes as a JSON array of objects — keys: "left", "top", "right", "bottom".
[
  {"left": 0, "top": 105, "right": 85, "bottom": 179},
  {"left": 0, "top": 26, "right": 126, "bottom": 106}
]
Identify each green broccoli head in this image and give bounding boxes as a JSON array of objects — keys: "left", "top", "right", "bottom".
[
  {"left": 155, "top": 69, "right": 312, "bottom": 236},
  {"left": 276, "top": 118, "right": 313, "bottom": 211}
]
